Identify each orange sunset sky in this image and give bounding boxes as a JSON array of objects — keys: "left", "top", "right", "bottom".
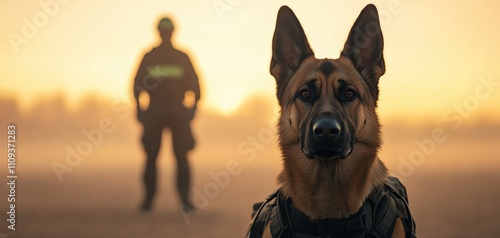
[{"left": 1, "top": 0, "right": 499, "bottom": 121}]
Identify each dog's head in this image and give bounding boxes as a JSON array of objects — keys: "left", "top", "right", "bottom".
[{"left": 271, "top": 4, "right": 384, "bottom": 160}]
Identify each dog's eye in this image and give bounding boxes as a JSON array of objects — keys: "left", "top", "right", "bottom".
[
  {"left": 342, "top": 89, "right": 357, "bottom": 101},
  {"left": 344, "top": 89, "right": 354, "bottom": 98},
  {"left": 299, "top": 89, "right": 312, "bottom": 100}
]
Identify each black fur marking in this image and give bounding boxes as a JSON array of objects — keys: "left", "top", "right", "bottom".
[
  {"left": 298, "top": 80, "right": 319, "bottom": 104},
  {"left": 337, "top": 79, "right": 348, "bottom": 88},
  {"left": 319, "top": 61, "right": 335, "bottom": 77}
]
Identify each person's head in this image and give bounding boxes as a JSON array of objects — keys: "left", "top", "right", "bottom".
[{"left": 157, "top": 17, "right": 175, "bottom": 42}]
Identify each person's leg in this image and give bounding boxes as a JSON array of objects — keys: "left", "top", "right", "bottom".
[
  {"left": 171, "top": 121, "right": 196, "bottom": 210},
  {"left": 141, "top": 123, "right": 163, "bottom": 211}
]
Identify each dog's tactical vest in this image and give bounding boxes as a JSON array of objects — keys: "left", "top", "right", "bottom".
[{"left": 247, "top": 177, "right": 416, "bottom": 238}]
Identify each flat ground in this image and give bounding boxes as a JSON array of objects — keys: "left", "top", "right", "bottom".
[
  {"left": 1, "top": 117, "right": 499, "bottom": 237},
  {"left": 2, "top": 161, "right": 500, "bottom": 237}
]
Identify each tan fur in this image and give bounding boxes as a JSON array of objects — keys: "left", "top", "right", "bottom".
[
  {"left": 392, "top": 218, "right": 405, "bottom": 238},
  {"left": 258, "top": 4, "right": 409, "bottom": 237},
  {"left": 262, "top": 226, "right": 272, "bottom": 238},
  {"left": 275, "top": 57, "right": 387, "bottom": 219}
]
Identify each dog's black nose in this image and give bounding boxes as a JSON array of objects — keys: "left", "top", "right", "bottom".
[{"left": 313, "top": 118, "right": 341, "bottom": 141}]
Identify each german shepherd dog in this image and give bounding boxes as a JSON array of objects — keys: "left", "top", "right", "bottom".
[{"left": 247, "top": 4, "right": 415, "bottom": 238}]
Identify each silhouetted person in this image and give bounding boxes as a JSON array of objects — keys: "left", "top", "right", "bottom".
[{"left": 133, "top": 17, "right": 200, "bottom": 212}]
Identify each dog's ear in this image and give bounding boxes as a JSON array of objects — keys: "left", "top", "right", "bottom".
[
  {"left": 271, "top": 6, "right": 314, "bottom": 104},
  {"left": 341, "top": 4, "right": 385, "bottom": 100}
]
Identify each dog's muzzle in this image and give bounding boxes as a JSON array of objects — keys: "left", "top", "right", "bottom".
[{"left": 302, "top": 111, "right": 352, "bottom": 160}]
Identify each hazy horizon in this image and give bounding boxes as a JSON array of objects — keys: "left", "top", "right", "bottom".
[{"left": 2, "top": 0, "right": 500, "bottom": 118}]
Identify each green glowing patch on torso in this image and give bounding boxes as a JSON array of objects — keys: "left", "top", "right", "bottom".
[{"left": 147, "top": 64, "right": 184, "bottom": 79}]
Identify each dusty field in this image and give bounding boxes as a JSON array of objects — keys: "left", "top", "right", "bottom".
[
  {"left": 1, "top": 115, "right": 499, "bottom": 237},
  {"left": 1, "top": 159, "right": 500, "bottom": 238}
]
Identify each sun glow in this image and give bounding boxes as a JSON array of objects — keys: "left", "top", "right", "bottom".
[{"left": 1, "top": 0, "right": 499, "bottom": 118}]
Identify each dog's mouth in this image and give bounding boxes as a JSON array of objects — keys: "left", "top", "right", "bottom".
[{"left": 303, "top": 147, "right": 352, "bottom": 160}]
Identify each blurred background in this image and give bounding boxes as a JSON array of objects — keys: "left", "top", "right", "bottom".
[{"left": 0, "top": 0, "right": 499, "bottom": 237}]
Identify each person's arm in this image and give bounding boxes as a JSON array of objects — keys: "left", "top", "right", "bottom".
[
  {"left": 133, "top": 55, "right": 148, "bottom": 102},
  {"left": 184, "top": 55, "right": 201, "bottom": 107},
  {"left": 133, "top": 54, "right": 149, "bottom": 121}
]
